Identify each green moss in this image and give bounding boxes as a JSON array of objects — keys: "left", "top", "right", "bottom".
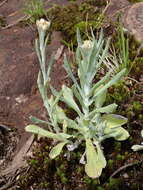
[
  {"left": 44, "top": 157, "right": 50, "bottom": 164},
  {"left": 76, "top": 166, "right": 83, "bottom": 174},
  {"left": 139, "top": 114, "right": 143, "bottom": 120},
  {"left": 85, "top": 0, "right": 107, "bottom": 7},
  {"left": 107, "top": 80, "right": 130, "bottom": 104},
  {"left": 30, "top": 159, "right": 38, "bottom": 166},
  {"left": 124, "top": 100, "right": 142, "bottom": 121},
  {"left": 116, "top": 154, "right": 125, "bottom": 161},
  {"left": 61, "top": 176, "right": 68, "bottom": 184},
  {"left": 47, "top": 1, "right": 104, "bottom": 45},
  {"left": 128, "top": 136, "right": 133, "bottom": 143},
  {"left": 133, "top": 101, "right": 142, "bottom": 111},
  {"left": 97, "top": 187, "right": 105, "bottom": 190},
  {"left": 114, "top": 142, "right": 121, "bottom": 151},
  {"left": 76, "top": 152, "right": 82, "bottom": 159},
  {"left": 39, "top": 182, "right": 49, "bottom": 188},
  {"left": 108, "top": 159, "right": 114, "bottom": 168},
  {"left": 107, "top": 178, "right": 122, "bottom": 190},
  {"left": 56, "top": 167, "right": 68, "bottom": 184},
  {"left": 83, "top": 176, "right": 92, "bottom": 184},
  {"left": 131, "top": 57, "right": 143, "bottom": 78},
  {"left": 91, "top": 179, "right": 100, "bottom": 186}
]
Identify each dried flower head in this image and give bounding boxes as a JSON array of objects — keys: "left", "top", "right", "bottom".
[
  {"left": 81, "top": 40, "right": 93, "bottom": 49},
  {"left": 36, "top": 18, "right": 50, "bottom": 31}
]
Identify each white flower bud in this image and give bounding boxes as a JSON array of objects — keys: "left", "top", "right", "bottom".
[
  {"left": 36, "top": 18, "right": 50, "bottom": 31},
  {"left": 80, "top": 40, "right": 93, "bottom": 49}
]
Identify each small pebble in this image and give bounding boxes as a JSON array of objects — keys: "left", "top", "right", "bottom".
[{"left": 123, "top": 173, "right": 129, "bottom": 178}]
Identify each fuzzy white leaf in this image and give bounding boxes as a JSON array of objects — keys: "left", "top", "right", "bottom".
[
  {"left": 85, "top": 139, "right": 103, "bottom": 178},
  {"left": 131, "top": 145, "right": 143, "bottom": 151},
  {"left": 49, "top": 142, "right": 67, "bottom": 159},
  {"left": 62, "top": 85, "right": 81, "bottom": 114}
]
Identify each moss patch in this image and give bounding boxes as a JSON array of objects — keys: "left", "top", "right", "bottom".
[{"left": 47, "top": 1, "right": 105, "bottom": 45}]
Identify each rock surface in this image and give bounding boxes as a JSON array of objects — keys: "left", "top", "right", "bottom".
[
  {"left": 106, "top": 0, "right": 143, "bottom": 42},
  {"left": 0, "top": 0, "right": 68, "bottom": 177},
  {"left": 123, "top": 2, "right": 143, "bottom": 41}
]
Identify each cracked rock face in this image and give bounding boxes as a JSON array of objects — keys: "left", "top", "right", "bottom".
[{"left": 123, "top": 2, "right": 143, "bottom": 41}]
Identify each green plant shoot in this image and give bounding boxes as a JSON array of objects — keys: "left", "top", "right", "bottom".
[
  {"left": 103, "top": 26, "right": 130, "bottom": 75},
  {"left": 24, "top": 0, "right": 46, "bottom": 23}
]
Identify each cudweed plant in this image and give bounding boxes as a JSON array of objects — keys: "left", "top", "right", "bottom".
[{"left": 25, "top": 19, "right": 129, "bottom": 178}]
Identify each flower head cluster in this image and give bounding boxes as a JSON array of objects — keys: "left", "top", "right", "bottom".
[
  {"left": 36, "top": 18, "right": 50, "bottom": 31},
  {"left": 80, "top": 40, "right": 93, "bottom": 50}
]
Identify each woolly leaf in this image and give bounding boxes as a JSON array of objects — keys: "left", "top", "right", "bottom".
[
  {"left": 85, "top": 139, "right": 102, "bottom": 178},
  {"left": 25, "top": 125, "right": 71, "bottom": 141},
  {"left": 95, "top": 103, "right": 117, "bottom": 113},
  {"left": 62, "top": 85, "right": 81, "bottom": 115},
  {"left": 96, "top": 143, "right": 106, "bottom": 168},
  {"left": 94, "top": 85, "right": 107, "bottom": 108},
  {"left": 103, "top": 114, "right": 127, "bottom": 128},
  {"left": 49, "top": 142, "right": 67, "bottom": 159},
  {"left": 104, "top": 126, "right": 129, "bottom": 141},
  {"left": 141, "top": 130, "right": 143, "bottom": 138},
  {"left": 94, "top": 69, "right": 126, "bottom": 98},
  {"left": 131, "top": 145, "right": 143, "bottom": 151}
]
